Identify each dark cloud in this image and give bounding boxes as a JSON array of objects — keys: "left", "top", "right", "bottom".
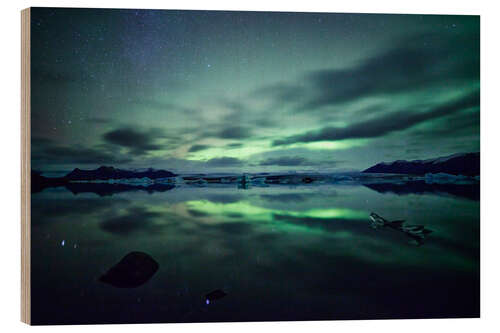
[
  {"left": 402, "top": 109, "right": 480, "bottom": 156},
  {"left": 32, "top": 138, "right": 133, "bottom": 166},
  {"left": 103, "top": 127, "right": 164, "bottom": 154},
  {"left": 303, "top": 34, "right": 478, "bottom": 109},
  {"left": 225, "top": 143, "right": 243, "bottom": 149},
  {"left": 409, "top": 109, "right": 480, "bottom": 141},
  {"left": 187, "top": 209, "right": 210, "bottom": 217},
  {"left": 252, "top": 83, "right": 304, "bottom": 105},
  {"left": 188, "top": 144, "right": 211, "bottom": 152},
  {"left": 216, "top": 126, "right": 253, "bottom": 139},
  {"left": 205, "top": 157, "right": 244, "bottom": 167},
  {"left": 259, "top": 156, "right": 307, "bottom": 166},
  {"left": 255, "top": 30, "right": 479, "bottom": 112},
  {"left": 254, "top": 117, "right": 277, "bottom": 128},
  {"left": 273, "top": 91, "right": 479, "bottom": 146}
]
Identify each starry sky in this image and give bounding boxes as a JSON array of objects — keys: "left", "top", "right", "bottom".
[{"left": 30, "top": 8, "right": 480, "bottom": 174}]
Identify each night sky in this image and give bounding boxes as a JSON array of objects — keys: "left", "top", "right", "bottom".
[{"left": 30, "top": 8, "right": 479, "bottom": 173}]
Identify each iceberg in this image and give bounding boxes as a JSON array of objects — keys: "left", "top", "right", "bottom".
[{"left": 425, "top": 172, "right": 470, "bottom": 184}]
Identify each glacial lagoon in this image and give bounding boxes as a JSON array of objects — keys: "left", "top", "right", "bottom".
[{"left": 30, "top": 178, "right": 479, "bottom": 324}]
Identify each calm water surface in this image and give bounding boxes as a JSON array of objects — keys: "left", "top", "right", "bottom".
[{"left": 31, "top": 183, "right": 479, "bottom": 324}]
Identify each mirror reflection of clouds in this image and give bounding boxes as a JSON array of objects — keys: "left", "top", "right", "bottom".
[{"left": 31, "top": 185, "right": 478, "bottom": 270}]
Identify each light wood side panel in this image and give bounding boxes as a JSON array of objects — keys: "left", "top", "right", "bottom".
[{"left": 21, "top": 7, "right": 31, "bottom": 325}]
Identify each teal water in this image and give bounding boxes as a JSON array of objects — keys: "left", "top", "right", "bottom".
[{"left": 30, "top": 183, "right": 479, "bottom": 324}]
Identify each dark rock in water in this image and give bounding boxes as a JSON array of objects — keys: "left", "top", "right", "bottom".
[
  {"left": 205, "top": 289, "right": 227, "bottom": 303},
  {"left": 99, "top": 252, "right": 159, "bottom": 288}
]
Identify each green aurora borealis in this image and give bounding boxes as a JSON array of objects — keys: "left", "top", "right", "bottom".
[{"left": 30, "top": 8, "right": 479, "bottom": 173}]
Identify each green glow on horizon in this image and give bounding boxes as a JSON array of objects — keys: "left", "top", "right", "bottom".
[
  {"left": 186, "top": 141, "right": 271, "bottom": 161},
  {"left": 184, "top": 138, "right": 369, "bottom": 165}
]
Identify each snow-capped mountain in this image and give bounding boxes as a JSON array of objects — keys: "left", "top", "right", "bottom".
[{"left": 362, "top": 152, "right": 479, "bottom": 176}]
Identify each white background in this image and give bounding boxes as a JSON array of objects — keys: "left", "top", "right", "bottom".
[{"left": 1, "top": 0, "right": 499, "bottom": 332}]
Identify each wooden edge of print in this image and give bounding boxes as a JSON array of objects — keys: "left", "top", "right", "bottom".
[{"left": 21, "top": 7, "right": 31, "bottom": 325}]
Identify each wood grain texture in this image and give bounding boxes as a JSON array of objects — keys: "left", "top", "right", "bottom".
[{"left": 21, "top": 7, "right": 31, "bottom": 325}]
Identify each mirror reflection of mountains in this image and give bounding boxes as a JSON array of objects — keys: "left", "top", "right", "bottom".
[
  {"left": 32, "top": 174, "right": 173, "bottom": 197},
  {"left": 363, "top": 181, "right": 479, "bottom": 201},
  {"left": 65, "top": 182, "right": 176, "bottom": 196}
]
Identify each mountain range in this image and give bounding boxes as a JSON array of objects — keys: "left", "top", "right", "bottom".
[
  {"left": 362, "top": 152, "right": 479, "bottom": 176},
  {"left": 65, "top": 166, "right": 176, "bottom": 180},
  {"left": 31, "top": 152, "right": 480, "bottom": 195}
]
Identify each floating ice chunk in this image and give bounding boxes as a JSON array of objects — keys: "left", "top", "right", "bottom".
[{"left": 425, "top": 172, "right": 469, "bottom": 184}]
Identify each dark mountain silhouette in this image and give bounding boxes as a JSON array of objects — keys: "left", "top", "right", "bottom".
[
  {"left": 65, "top": 166, "right": 176, "bottom": 180},
  {"left": 363, "top": 152, "right": 479, "bottom": 176},
  {"left": 31, "top": 170, "right": 68, "bottom": 193},
  {"left": 31, "top": 166, "right": 177, "bottom": 194}
]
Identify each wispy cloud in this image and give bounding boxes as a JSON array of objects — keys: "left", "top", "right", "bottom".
[
  {"left": 259, "top": 156, "right": 307, "bottom": 166},
  {"left": 273, "top": 91, "right": 479, "bottom": 146},
  {"left": 103, "top": 127, "right": 165, "bottom": 155}
]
